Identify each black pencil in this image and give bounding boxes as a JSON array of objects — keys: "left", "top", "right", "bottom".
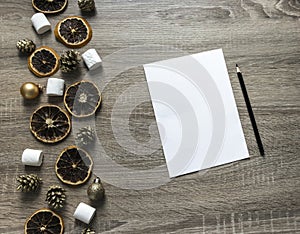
[{"left": 236, "top": 64, "right": 265, "bottom": 156}]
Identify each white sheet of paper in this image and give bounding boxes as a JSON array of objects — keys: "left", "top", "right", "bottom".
[{"left": 143, "top": 49, "right": 249, "bottom": 178}]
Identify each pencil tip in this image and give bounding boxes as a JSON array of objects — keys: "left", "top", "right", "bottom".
[
  {"left": 236, "top": 65, "right": 241, "bottom": 73},
  {"left": 236, "top": 64, "right": 239, "bottom": 67}
]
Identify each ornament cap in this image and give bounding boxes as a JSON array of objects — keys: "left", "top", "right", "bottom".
[
  {"left": 37, "top": 84, "right": 45, "bottom": 91},
  {"left": 94, "top": 177, "right": 101, "bottom": 184}
]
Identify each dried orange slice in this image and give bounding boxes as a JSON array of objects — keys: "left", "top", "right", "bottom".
[
  {"left": 25, "top": 208, "right": 63, "bottom": 234},
  {"left": 55, "top": 146, "right": 93, "bottom": 185},
  {"left": 32, "top": 0, "right": 68, "bottom": 14},
  {"left": 54, "top": 16, "right": 92, "bottom": 48},
  {"left": 30, "top": 105, "right": 71, "bottom": 143},
  {"left": 28, "top": 46, "right": 60, "bottom": 77},
  {"left": 64, "top": 80, "right": 101, "bottom": 117}
]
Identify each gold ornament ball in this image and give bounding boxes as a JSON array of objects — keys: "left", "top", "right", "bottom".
[
  {"left": 87, "top": 177, "right": 105, "bottom": 201},
  {"left": 20, "top": 82, "right": 40, "bottom": 99}
]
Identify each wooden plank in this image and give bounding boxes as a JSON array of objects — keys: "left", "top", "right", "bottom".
[{"left": 0, "top": 0, "right": 299, "bottom": 233}]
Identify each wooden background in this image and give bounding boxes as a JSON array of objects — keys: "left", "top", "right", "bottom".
[{"left": 0, "top": 0, "right": 299, "bottom": 233}]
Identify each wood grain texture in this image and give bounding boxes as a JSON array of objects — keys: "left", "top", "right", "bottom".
[{"left": 0, "top": 0, "right": 299, "bottom": 233}]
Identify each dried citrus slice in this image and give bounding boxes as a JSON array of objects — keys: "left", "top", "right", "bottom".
[
  {"left": 64, "top": 80, "right": 101, "bottom": 118},
  {"left": 25, "top": 208, "right": 63, "bottom": 234},
  {"left": 28, "top": 46, "right": 60, "bottom": 77},
  {"left": 54, "top": 16, "right": 92, "bottom": 48},
  {"left": 55, "top": 146, "right": 93, "bottom": 185},
  {"left": 30, "top": 105, "right": 71, "bottom": 143},
  {"left": 32, "top": 0, "right": 68, "bottom": 14}
]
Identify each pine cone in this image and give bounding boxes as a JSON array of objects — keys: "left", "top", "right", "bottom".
[
  {"left": 16, "top": 39, "right": 36, "bottom": 54},
  {"left": 60, "top": 50, "right": 81, "bottom": 73},
  {"left": 76, "top": 126, "right": 96, "bottom": 147},
  {"left": 16, "top": 174, "right": 42, "bottom": 192},
  {"left": 78, "top": 0, "right": 95, "bottom": 12},
  {"left": 46, "top": 185, "right": 66, "bottom": 209},
  {"left": 82, "top": 228, "right": 95, "bottom": 234}
]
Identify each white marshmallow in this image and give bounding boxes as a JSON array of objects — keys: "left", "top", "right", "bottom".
[
  {"left": 31, "top": 13, "right": 51, "bottom": 34},
  {"left": 73, "top": 202, "right": 96, "bottom": 224},
  {"left": 46, "top": 78, "right": 65, "bottom": 96},
  {"left": 82, "top": 49, "right": 102, "bottom": 70},
  {"left": 22, "top": 149, "right": 43, "bottom": 166}
]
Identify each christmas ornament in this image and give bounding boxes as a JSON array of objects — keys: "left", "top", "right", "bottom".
[
  {"left": 78, "top": 0, "right": 95, "bottom": 12},
  {"left": 16, "top": 174, "right": 42, "bottom": 192},
  {"left": 16, "top": 39, "right": 36, "bottom": 54},
  {"left": 87, "top": 177, "right": 105, "bottom": 201},
  {"left": 82, "top": 227, "right": 96, "bottom": 234},
  {"left": 60, "top": 50, "right": 81, "bottom": 73},
  {"left": 20, "top": 82, "right": 43, "bottom": 100},
  {"left": 46, "top": 185, "right": 66, "bottom": 209},
  {"left": 76, "top": 126, "right": 96, "bottom": 147}
]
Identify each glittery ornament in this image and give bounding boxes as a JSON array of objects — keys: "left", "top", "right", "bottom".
[{"left": 87, "top": 177, "right": 105, "bottom": 201}]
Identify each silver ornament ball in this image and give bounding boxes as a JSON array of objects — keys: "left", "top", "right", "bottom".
[{"left": 87, "top": 177, "right": 105, "bottom": 201}]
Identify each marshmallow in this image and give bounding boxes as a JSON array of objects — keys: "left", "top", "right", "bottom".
[
  {"left": 22, "top": 149, "right": 43, "bottom": 166},
  {"left": 46, "top": 78, "right": 65, "bottom": 96},
  {"left": 73, "top": 202, "right": 96, "bottom": 224},
  {"left": 82, "top": 49, "right": 102, "bottom": 70},
  {"left": 31, "top": 13, "right": 51, "bottom": 34}
]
